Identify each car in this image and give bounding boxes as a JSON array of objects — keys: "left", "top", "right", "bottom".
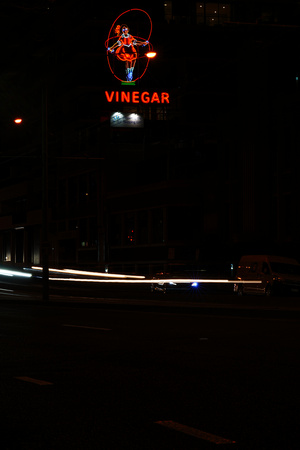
[
  {"left": 150, "top": 272, "right": 199, "bottom": 294},
  {"left": 234, "top": 255, "right": 300, "bottom": 295}
]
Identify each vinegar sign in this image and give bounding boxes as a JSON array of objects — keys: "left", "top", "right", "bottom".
[{"left": 105, "top": 91, "right": 170, "bottom": 104}]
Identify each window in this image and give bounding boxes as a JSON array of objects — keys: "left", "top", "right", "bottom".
[
  {"left": 164, "top": 1, "right": 173, "bottom": 23},
  {"left": 125, "top": 213, "right": 135, "bottom": 245},
  {"left": 79, "top": 175, "right": 88, "bottom": 205},
  {"left": 89, "top": 217, "right": 98, "bottom": 247},
  {"left": 13, "top": 198, "right": 27, "bottom": 224},
  {"left": 137, "top": 211, "right": 149, "bottom": 244},
  {"left": 58, "top": 221, "right": 66, "bottom": 232},
  {"left": 156, "top": 106, "right": 167, "bottom": 121},
  {"left": 68, "top": 177, "right": 77, "bottom": 207},
  {"left": 58, "top": 179, "right": 67, "bottom": 210},
  {"left": 196, "top": 2, "right": 205, "bottom": 24},
  {"left": 3, "top": 231, "right": 11, "bottom": 262},
  {"left": 89, "top": 172, "right": 97, "bottom": 201},
  {"left": 196, "top": 2, "right": 230, "bottom": 26},
  {"left": 152, "top": 209, "right": 164, "bottom": 243},
  {"left": 110, "top": 215, "right": 122, "bottom": 246},
  {"left": 270, "top": 262, "right": 300, "bottom": 276},
  {"left": 79, "top": 218, "right": 88, "bottom": 246},
  {"left": 69, "top": 219, "right": 78, "bottom": 231}
]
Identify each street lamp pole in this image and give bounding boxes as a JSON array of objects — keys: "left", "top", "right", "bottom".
[{"left": 42, "top": 84, "right": 49, "bottom": 301}]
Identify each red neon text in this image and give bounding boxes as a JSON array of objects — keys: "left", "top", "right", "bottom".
[{"left": 105, "top": 91, "right": 170, "bottom": 104}]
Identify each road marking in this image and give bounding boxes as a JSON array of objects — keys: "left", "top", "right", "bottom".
[
  {"left": 63, "top": 324, "right": 112, "bottom": 331},
  {"left": 14, "top": 376, "right": 53, "bottom": 386},
  {"left": 155, "top": 421, "right": 236, "bottom": 444}
]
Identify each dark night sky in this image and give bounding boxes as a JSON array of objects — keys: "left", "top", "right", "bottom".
[
  {"left": 0, "top": 0, "right": 298, "bottom": 143},
  {"left": 0, "top": 1, "right": 299, "bottom": 135}
]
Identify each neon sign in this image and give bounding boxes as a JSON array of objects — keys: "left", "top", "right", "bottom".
[
  {"left": 105, "top": 9, "right": 154, "bottom": 83},
  {"left": 105, "top": 91, "right": 170, "bottom": 104}
]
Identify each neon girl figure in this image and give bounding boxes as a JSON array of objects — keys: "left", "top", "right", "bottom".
[{"left": 108, "top": 24, "right": 149, "bottom": 81}]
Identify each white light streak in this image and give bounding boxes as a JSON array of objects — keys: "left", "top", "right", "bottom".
[
  {"left": 48, "top": 278, "right": 261, "bottom": 284},
  {"left": 0, "top": 269, "right": 32, "bottom": 278}
]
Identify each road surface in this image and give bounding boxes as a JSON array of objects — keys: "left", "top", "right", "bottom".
[{"left": 0, "top": 299, "right": 299, "bottom": 449}]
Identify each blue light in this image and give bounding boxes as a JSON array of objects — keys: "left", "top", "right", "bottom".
[{"left": 191, "top": 282, "right": 198, "bottom": 287}]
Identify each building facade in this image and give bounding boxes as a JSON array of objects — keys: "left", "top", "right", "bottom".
[{"left": 0, "top": 1, "right": 300, "bottom": 275}]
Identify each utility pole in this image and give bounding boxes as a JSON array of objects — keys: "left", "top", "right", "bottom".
[{"left": 42, "top": 84, "right": 49, "bottom": 300}]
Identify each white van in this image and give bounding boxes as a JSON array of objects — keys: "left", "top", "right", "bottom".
[{"left": 234, "top": 255, "right": 300, "bottom": 295}]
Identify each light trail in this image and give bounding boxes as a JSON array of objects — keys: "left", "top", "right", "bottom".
[
  {"left": 14, "top": 376, "right": 53, "bottom": 386},
  {"left": 31, "top": 266, "right": 145, "bottom": 279},
  {"left": 155, "top": 421, "right": 236, "bottom": 444},
  {"left": 48, "top": 277, "right": 261, "bottom": 284},
  {"left": 63, "top": 324, "right": 112, "bottom": 331},
  {"left": 0, "top": 268, "right": 32, "bottom": 278},
  {"left": 31, "top": 266, "right": 261, "bottom": 285}
]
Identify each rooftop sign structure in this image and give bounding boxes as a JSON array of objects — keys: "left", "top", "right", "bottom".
[{"left": 105, "top": 9, "right": 155, "bottom": 84}]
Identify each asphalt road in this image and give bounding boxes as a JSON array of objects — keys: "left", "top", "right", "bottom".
[{"left": 0, "top": 299, "right": 299, "bottom": 449}]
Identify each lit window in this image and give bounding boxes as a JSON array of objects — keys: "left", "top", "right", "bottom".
[
  {"left": 196, "top": 2, "right": 205, "bottom": 24},
  {"left": 164, "top": 0, "right": 172, "bottom": 23},
  {"left": 200, "top": 3, "right": 230, "bottom": 26}
]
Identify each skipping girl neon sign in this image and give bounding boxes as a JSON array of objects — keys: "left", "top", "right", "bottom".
[{"left": 105, "top": 9, "right": 155, "bottom": 83}]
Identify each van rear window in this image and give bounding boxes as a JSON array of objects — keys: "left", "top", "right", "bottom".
[{"left": 270, "top": 262, "right": 300, "bottom": 275}]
